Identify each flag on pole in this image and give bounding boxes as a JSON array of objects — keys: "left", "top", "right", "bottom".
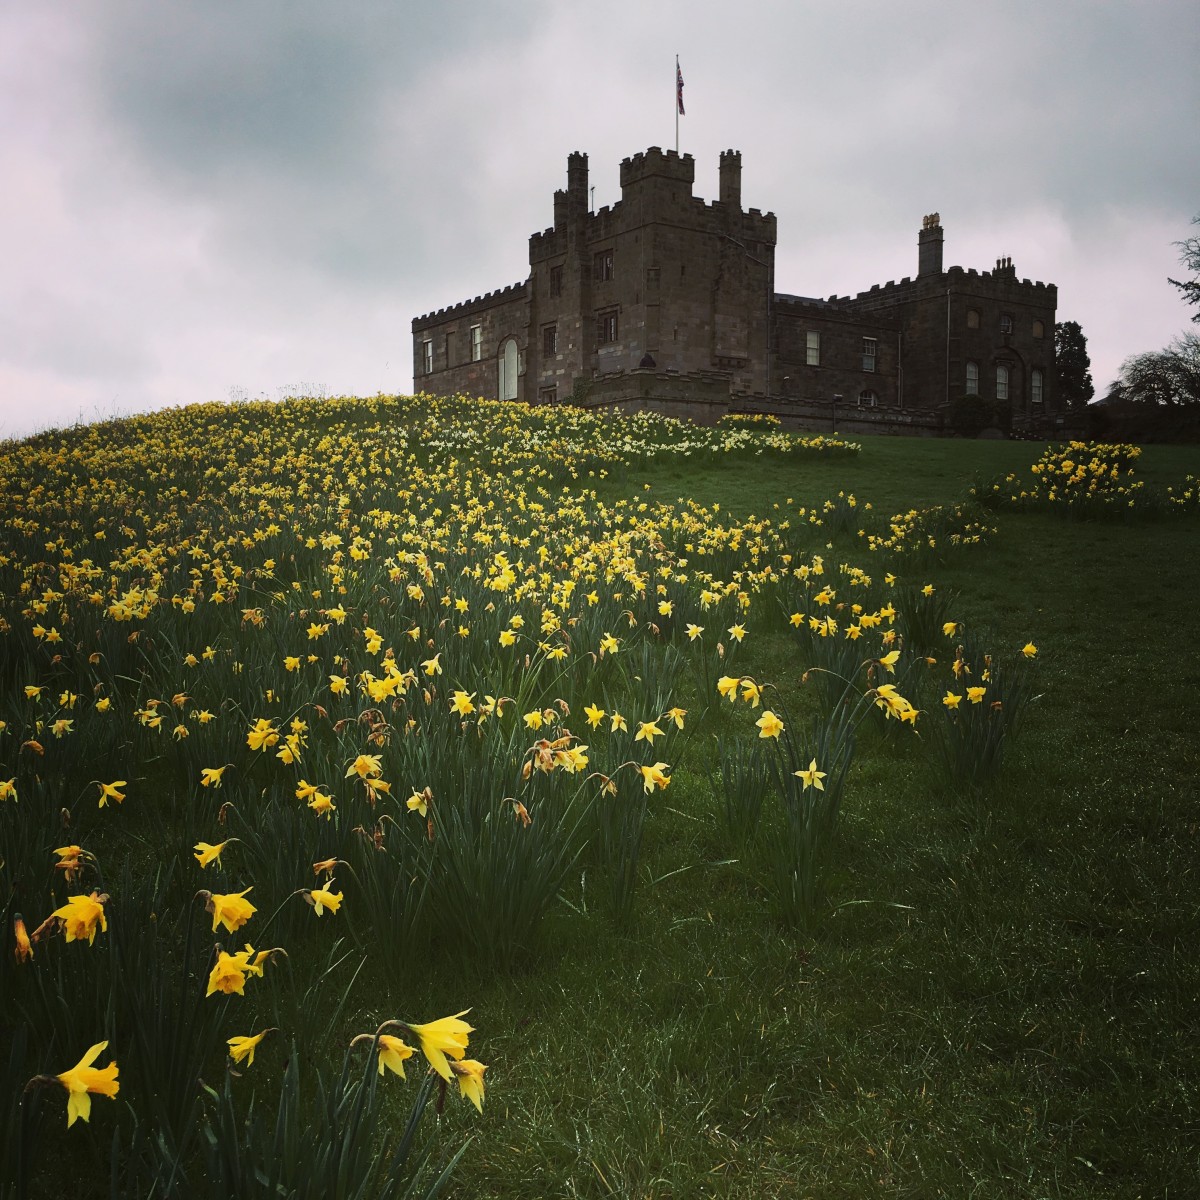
[{"left": 676, "top": 58, "right": 685, "bottom": 116}]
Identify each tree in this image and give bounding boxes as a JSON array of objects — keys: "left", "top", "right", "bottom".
[
  {"left": 1169, "top": 215, "right": 1200, "bottom": 322},
  {"left": 1114, "top": 332, "right": 1200, "bottom": 406},
  {"left": 1054, "top": 320, "right": 1094, "bottom": 409}
]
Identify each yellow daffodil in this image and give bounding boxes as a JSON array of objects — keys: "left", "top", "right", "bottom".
[
  {"left": 95, "top": 780, "right": 126, "bottom": 808},
  {"left": 943, "top": 692, "right": 962, "bottom": 709},
  {"left": 194, "top": 840, "right": 234, "bottom": 869},
  {"left": 756, "top": 710, "right": 784, "bottom": 739},
  {"left": 56, "top": 1041, "right": 120, "bottom": 1127},
  {"left": 377, "top": 1034, "right": 415, "bottom": 1078},
  {"left": 450, "top": 1058, "right": 488, "bottom": 1112},
  {"left": 406, "top": 1010, "right": 473, "bottom": 1080},
  {"left": 635, "top": 719, "right": 663, "bottom": 744},
  {"left": 51, "top": 893, "right": 108, "bottom": 945},
  {"left": 227, "top": 1029, "right": 273, "bottom": 1067},
  {"left": 794, "top": 759, "right": 826, "bottom": 791},
  {"left": 307, "top": 882, "right": 343, "bottom": 917},
  {"left": 639, "top": 762, "right": 671, "bottom": 794},
  {"left": 967, "top": 686, "right": 987, "bottom": 704},
  {"left": 200, "top": 765, "right": 228, "bottom": 788},
  {"left": 1022, "top": 642, "right": 1038, "bottom": 658},
  {"left": 205, "top": 887, "right": 256, "bottom": 935}
]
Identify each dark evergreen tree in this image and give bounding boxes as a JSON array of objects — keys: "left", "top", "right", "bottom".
[
  {"left": 1169, "top": 215, "right": 1200, "bottom": 322},
  {"left": 1054, "top": 320, "right": 1095, "bottom": 409}
]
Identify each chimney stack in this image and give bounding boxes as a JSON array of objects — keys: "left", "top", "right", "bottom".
[{"left": 918, "top": 212, "right": 944, "bottom": 276}]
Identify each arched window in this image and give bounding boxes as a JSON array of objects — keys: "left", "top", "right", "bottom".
[
  {"left": 858, "top": 389, "right": 878, "bottom": 407},
  {"left": 498, "top": 338, "right": 519, "bottom": 401},
  {"left": 965, "top": 361, "right": 980, "bottom": 395},
  {"left": 1031, "top": 368, "right": 1044, "bottom": 406},
  {"left": 1032, "top": 320, "right": 1045, "bottom": 339},
  {"left": 966, "top": 308, "right": 980, "bottom": 329},
  {"left": 996, "top": 363, "right": 1010, "bottom": 402}
]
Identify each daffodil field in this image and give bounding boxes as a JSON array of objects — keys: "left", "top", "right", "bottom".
[{"left": 2, "top": 397, "right": 1199, "bottom": 1198}]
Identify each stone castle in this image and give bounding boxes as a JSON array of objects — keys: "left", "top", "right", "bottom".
[{"left": 412, "top": 147, "right": 1059, "bottom": 434}]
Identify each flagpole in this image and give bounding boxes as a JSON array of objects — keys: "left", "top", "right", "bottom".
[{"left": 675, "top": 55, "right": 680, "bottom": 153}]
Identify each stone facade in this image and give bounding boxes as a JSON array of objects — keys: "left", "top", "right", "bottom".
[{"left": 412, "top": 149, "right": 1059, "bottom": 433}]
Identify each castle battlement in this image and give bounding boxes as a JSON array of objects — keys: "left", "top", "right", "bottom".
[{"left": 413, "top": 281, "right": 527, "bottom": 327}]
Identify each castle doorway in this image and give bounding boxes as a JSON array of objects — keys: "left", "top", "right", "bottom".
[{"left": 498, "top": 338, "right": 518, "bottom": 400}]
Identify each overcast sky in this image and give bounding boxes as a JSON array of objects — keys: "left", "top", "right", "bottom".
[{"left": 2, "top": 1, "right": 1198, "bottom": 442}]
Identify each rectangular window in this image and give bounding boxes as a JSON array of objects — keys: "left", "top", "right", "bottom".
[
  {"left": 594, "top": 249, "right": 614, "bottom": 282},
  {"left": 966, "top": 361, "right": 979, "bottom": 395},
  {"left": 1032, "top": 368, "right": 1044, "bottom": 406},
  {"left": 543, "top": 324, "right": 558, "bottom": 356},
  {"left": 549, "top": 265, "right": 563, "bottom": 298},
  {"left": 996, "top": 364, "right": 1010, "bottom": 401},
  {"left": 538, "top": 386, "right": 558, "bottom": 404},
  {"left": 966, "top": 308, "right": 980, "bottom": 329},
  {"left": 1000, "top": 313, "right": 1014, "bottom": 334},
  {"left": 422, "top": 340, "right": 433, "bottom": 374},
  {"left": 470, "top": 325, "right": 482, "bottom": 362},
  {"left": 597, "top": 309, "right": 618, "bottom": 344},
  {"left": 862, "top": 337, "right": 877, "bottom": 372},
  {"left": 806, "top": 331, "right": 821, "bottom": 367}
]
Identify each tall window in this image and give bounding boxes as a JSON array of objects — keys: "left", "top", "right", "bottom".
[
  {"left": 806, "top": 331, "right": 821, "bottom": 367},
  {"left": 1031, "top": 368, "right": 1044, "bottom": 406},
  {"left": 594, "top": 249, "right": 614, "bottom": 281},
  {"left": 549, "top": 265, "right": 563, "bottom": 298},
  {"left": 470, "top": 325, "right": 482, "bottom": 362},
  {"left": 996, "top": 363, "right": 1010, "bottom": 401},
  {"left": 422, "top": 340, "right": 432, "bottom": 374},
  {"left": 543, "top": 324, "right": 558, "bottom": 356},
  {"left": 498, "top": 338, "right": 518, "bottom": 401},
  {"left": 862, "top": 337, "right": 877, "bottom": 372},
  {"left": 966, "top": 361, "right": 980, "bottom": 395},
  {"left": 966, "top": 308, "right": 980, "bottom": 329},
  {"left": 597, "top": 309, "right": 618, "bottom": 344},
  {"left": 1000, "top": 313, "right": 1014, "bottom": 334},
  {"left": 1032, "top": 320, "right": 1045, "bottom": 339}
]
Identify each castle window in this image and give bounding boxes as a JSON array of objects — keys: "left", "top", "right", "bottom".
[
  {"left": 966, "top": 360, "right": 980, "bottom": 395},
  {"left": 862, "top": 337, "right": 877, "bottom": 372},
  {"left": 597, "top": 309, "right": 618, "bottom": 345},
  {"left": 594, "top": 249, "right": 614, "bottom": 282},
  {"left": 422, "top": 340, "right": 433, "bottom": 374},
  {"left": 1032, "top": 319, "right": 1045, "bottom": 339},
  {"left": 1000, "top": 313, "right": 1014, "bottom": 335},
  {"left": 498, "top": 338, "right": 519, "bottom": 401},
  {"left": 543, "top": 324, "right": 558, "bottom": 356},
  {"left": 858, "top": 389, "right": 878, "bottom": 407},
  {"left": 539, "top": 386, "right": 558, "bottom": 404},
  {"left": 996, "top": 363, "right": 1010, "bottom": 402},
  {"left": 549, "top": 265, "right": 563, "bottom": 298},
  {"left": 1031, "top": 368, "right": 1045, "bottom": 407},
  {"left": 646, "top": 266, "right": 660, "bottom": 289},
  {"left": 470, "top": 325, "right": 482, "bottom": 362},
  {"left": 966, "top": 308, "right": 980, "bottom": 329},
  {"left": 806, "top": 331, "right": 821, "bottom": 367}
]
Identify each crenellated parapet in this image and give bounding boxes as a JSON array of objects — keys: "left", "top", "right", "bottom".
[{"left": 412, "top": 281, "right": 528, "bottom": 329}]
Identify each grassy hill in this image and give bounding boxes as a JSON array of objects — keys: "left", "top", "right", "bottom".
[{"left": 2, "top": 396, "right": 1198, "bottom": 1198}]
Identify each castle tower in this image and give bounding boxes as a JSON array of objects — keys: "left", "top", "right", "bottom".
[{"left": 918, "top": 213, "right": 944, "bottom": 276}]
